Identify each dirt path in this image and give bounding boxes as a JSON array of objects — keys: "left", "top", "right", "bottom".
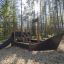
[{"left": 0, "top": 39, "right": 64, "bottom": 64}]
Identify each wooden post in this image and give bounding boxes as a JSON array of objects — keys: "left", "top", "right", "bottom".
[
  {"left": 32, "top": 18, "right": 40, "bottom": 43},
  {"left": 35, "top": 18, "right": 40, "bottom": 43}
]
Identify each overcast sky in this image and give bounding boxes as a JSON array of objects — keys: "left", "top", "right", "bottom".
[{"left": 16, "top": 0, "right": 40, "bottom": 15}]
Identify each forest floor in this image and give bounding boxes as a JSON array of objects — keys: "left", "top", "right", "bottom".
[{"left": 0, "top": 37, "right": 64, "bottom": 64}]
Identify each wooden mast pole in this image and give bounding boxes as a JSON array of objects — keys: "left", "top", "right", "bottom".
[{"left": 36, "top": 18, "right": 40, "bottom": 43}]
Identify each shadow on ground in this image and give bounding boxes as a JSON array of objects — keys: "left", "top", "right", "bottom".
[{"left": 0, "top": 39, "right": 64, "bottom": 64}]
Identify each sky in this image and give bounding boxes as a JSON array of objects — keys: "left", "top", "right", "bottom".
[
  {"left": 16, "top": 0, "right": 21, "bottom": 15},
  {"left": 16, "top": 0, "right": 40, "bottom": 16},
  {"left": 0, "top": 0, "right": 4, "bottom": 8}
]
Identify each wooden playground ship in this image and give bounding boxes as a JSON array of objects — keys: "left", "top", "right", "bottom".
[
  {"left": 0, "top": 31, "right": 63, "bottom": 51},
  {"left": 0, "top": 18, "right": 64, "bottom": 51}
]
